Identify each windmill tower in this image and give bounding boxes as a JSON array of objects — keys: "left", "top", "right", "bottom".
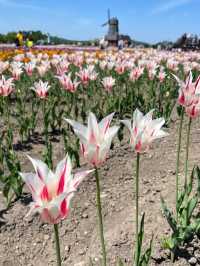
[{"left": 102, "top": 9, "right": 119, "bottom": 46}]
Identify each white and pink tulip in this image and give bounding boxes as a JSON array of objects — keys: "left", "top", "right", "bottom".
[
  {"left": 121, "top": 109, "right": 168, "bottom": 153},
  {"left": 0, "top": 75, "right": 15, "bottom": 96},
  {"left": 31, "top": 80, "right": 50, "bottom": 99},
  {"left": 20, "top": 155, "right": 92, "bottom": 224},
  {"left": 65, "top": 112, "right": 119, "bottom": 167}
]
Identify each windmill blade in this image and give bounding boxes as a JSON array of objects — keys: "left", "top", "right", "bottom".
[
  {"left": 102, "top": 21, "right": 108, "bottom": 27},
  {"left": 108, "top": 8, "right": 110, "bottom": 21}
]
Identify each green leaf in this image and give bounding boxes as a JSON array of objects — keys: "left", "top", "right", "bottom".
[
  {"left": 139, "top": 235, "right": 153, "bottom": 266},
  {"left": 176, "top": 190, "right": 185, "bottom": 213},
  {"left": 137, "top": 213, "right": 145, "bottom": 263},
  {"left": 187, "top": 197, "right": 198, "bottom": 221},
  {"left": 176, "top": 105, "right": 183, "bottom": 117},
  {"left": 161, "top": 197, "right": 177, "bottom": 233},
  {"left": 186, "top": 167, "right": 195, "bottom": 197},
  {"left": 162, "top": 237, "right": 174, "bottom": 250},
  {"left": 196, "top": 166, "right": 200, "bottom": 197}
]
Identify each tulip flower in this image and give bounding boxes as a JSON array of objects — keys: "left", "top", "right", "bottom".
[
  {"left": 0, "top": 75, "right": 15, "bottom": 97},
  {"left": 20, "top": 155, "right": 92, "bottom": 224},
  {"left": 115, "top": 63, "right": 126, "bottom": 74},
  {"left": 76, "top": 66, "right": 98, "bottom": 85},
  {"left": 148, "top": 68, "right": 157, "bottom": 80},
  {"left": 37, "top": 61, "right": 50, "bottom": 77},
  {"left": 99, "top": 61, "right": 107, "bottom": 70},
  {"left": 24, "top": 62, "right": 36, "bottom": 76},
  {"left": 0, "top": 61, "right": 9, "bottom": 74},
  {"left": 102, "top": 77, "right": 115, "bottom": 92},
  {"left": 57, "top": 73, "right": 80, "bottom": 93},
  {"left": 10, "top": 62, "right": 23, "bottom": 80},
  {"left": 158, "top": 69, "right": 166, "bottom": 83},
  {"left": 55, "top": 60, "right": 70, "bottom": 76},
  {"left": 173, "top": 71, "right": 200, "bottom": 107},
  {"left": 65, "top": 112, "right": 119, "bottom": 167},
  {"left": 129, "top": 67, "right": 144, "bottom": 82},
  {"left": 121, "top": 108, "right": 168, "bottom": 265},
  {"left": 65, "top": 112, "right": 119, "bottom": 266},
  {"left": 20, "top": 155, "right": 92, "bottom": 266},
  {"left": 76, "top": 68, "right": 91, "bottom": 86},
  {"left": 185, "top": 98, "right": 200, "bottom": 118},
  {"left": 74, "top": 55, "right": 84, "bottom": 67},
  {"left": 173, "top": 71, "right": 200, "bottom": 189},
  {"left": 31, "top": 80, "right": 50, "bottom": 99},
  {"left": 121, "top": 109, "right": 168, "bottom": 153}
]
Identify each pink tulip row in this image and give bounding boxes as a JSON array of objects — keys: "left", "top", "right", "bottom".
[{"left": 0, "top": 50, "right": 200, "bottom": 89}]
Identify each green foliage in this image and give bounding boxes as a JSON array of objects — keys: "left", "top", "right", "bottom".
[
  {"left": 161, "top": 166, "right": 200, "bottom": 260},
  {"left": 134, "top": 213, "right": 154, "bottom": 266},
  {"left": 0, "top": 147, "right": 22, "bottom": 207}
]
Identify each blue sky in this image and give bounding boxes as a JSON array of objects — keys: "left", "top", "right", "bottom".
[{"left": 0, "top": 0, "right": 199, "bottom": 43}]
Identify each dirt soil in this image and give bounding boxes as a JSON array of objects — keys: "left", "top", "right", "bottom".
[{"left": 1, "top": 114, "right": 200, "bottom": 266}]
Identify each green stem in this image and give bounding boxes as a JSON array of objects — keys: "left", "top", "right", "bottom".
[
  {"left": 176, "top": 107, "right": 184, "bottom": 219},
  {"left": 135, "top": 153, "right": 140, "bottom": 266},
  {"left": 184, "top": 117, "right": 192, "bottom": 189},
  {"left": 53, "top": 224, "right": 62, "bottom": 266},
  {"left": 171, "top": 250, "right": 175, "bottom": 263},
  {"left": 95, "top": 167, "right": 107, "bottom": 266},
  {"left": 42, "top": 100, "right": 48, "bottom": 141}
]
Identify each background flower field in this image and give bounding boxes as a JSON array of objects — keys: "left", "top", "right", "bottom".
[{"left": 1, "top": 47, "right": 200, "bottom": 265}]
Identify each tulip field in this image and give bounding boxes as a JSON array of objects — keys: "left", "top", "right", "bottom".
[{"left": 1, "top": 47, "right": 200, "bottom": 266}]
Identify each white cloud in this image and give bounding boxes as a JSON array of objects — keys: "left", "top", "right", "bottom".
[{"left": 152, "top": 0, "right": 193, "bottom": 14}]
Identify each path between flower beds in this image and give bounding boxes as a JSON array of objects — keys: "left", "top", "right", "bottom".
[{"left": 0, "top": 117, "right": 200, "bottom": 266}]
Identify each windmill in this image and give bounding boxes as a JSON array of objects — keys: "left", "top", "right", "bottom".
[{"left": 102, "top": 9, "right": 119, "bottom": 46}]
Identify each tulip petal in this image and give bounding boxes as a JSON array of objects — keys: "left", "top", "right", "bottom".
[
  {"left": 133, "top": 108, "right": 144, "bottom": 123},
  {"left": 64, "top": 118, "right": 87, "bottom": 137},
  {"left": 88, "top": 112, "right": 99, "bottom": 142},
  {"left": 105, "top": 126, "right": 119, "bottom": 141},
  {"left": 20, "top": 172, "right": 43, "bottom": 195},
  {"left": 73, "top": 169, "right": 94, "bottom": 189},
  {"left": 186, "top": 71, "right": 193, "bottom": 88},
  {"left": 99, "top": 112, "right": 115, "bottom": 134},
  {"left": 27, "top": 155, "right": 51, "bottom": 183}
]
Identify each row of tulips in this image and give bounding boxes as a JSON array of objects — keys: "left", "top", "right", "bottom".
[
  {"left": 20, "top": 108, "right": 167, "bottom": 266},
  {"left": 0, "top": 49, "right": 183, "bottom": 204},
  {"left": 19, "top": 67, "right": 200, "bottom": 263},
  {"left": 0, "top": 48, "right": 200, "bottom": 264},
  {"left": 20, "top": 71, "right": 200, "bottom": 265}
]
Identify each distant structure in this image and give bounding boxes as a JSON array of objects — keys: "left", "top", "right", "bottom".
[
  {"left": 102, "top": 9, "right": 119, "bottom": 46},
  {"left": 101, "top": 9, "right": 132, "bottom": 47},
  {"left": 47, "top": 33, "right": 51, "bottom": 44},
  {"left": 174, "top": 33, "right": 200, "bottom": 50}
]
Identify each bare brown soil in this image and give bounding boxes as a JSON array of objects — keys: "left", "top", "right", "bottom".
[{"left": 1, "top": 114, "right": 200, "bottom": 266}]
